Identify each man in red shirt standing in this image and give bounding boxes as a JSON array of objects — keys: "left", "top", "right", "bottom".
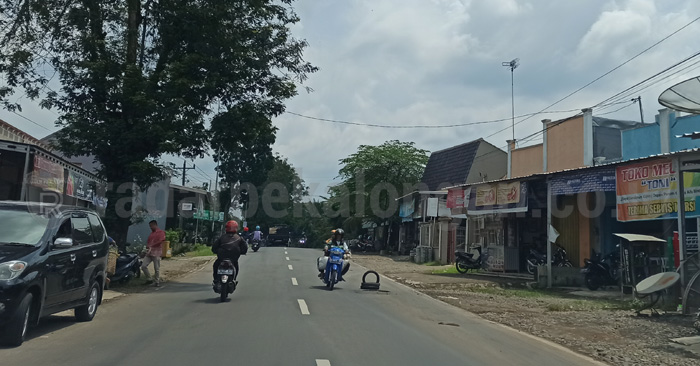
[{"left": 142, "top": 220, "right": 165, "bottom": 286}]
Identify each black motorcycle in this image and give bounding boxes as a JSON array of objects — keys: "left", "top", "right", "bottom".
[
  {"left": 526, "top": 245, "right": 573, "bottom": 275},
  {"left": 106, "top": 243, "right": 141, "bottom": 289},
  {"left": 213, "top": 259, "right": 237, "bottom": 302},
  {"left": 582, "top": 248, "right": 620, "bottom": 291},
  {"left": 455, "top": 246, "right": 483, "bottom": 273},
  {"left": 251, "top": 239, "right": 261, "bottom": 252}
]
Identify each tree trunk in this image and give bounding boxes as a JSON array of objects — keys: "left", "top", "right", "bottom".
[{"left": 103, "top": 179, "right": 135, "bottom": 246}]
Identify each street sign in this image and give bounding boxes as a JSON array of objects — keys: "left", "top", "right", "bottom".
[{"left": 182, "top": 202, "right": 193, "bottom": 211}]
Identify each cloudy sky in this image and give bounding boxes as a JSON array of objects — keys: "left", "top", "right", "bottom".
[{"left": 3, "top": 0, "right": 700, "bottom": 197}]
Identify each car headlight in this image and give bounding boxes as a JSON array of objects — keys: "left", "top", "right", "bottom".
[{"left": 0, "top": 261, "right": 27, "bottom": 281}]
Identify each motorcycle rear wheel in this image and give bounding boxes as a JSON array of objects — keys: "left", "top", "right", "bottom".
[
  {"left": 455, "top": 260, "right": 468, "bottom": 274},
  {"left": 526, "top": 261, "right": 537, "bottom": 275},
  {"left": 585, "top": 273, "right": 601, "bottom": 291},
  {"left": 220, "top": 281, "right": 228, "bottom": 302}
]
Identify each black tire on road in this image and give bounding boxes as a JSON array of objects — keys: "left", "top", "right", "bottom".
[
  {"left": 560, "top": 261, "right": 573, "bottom": 267},
  {"left": 76, "top": 281, "right": 101, "bottom": 322},
  {"left": 0, "top": 293, "right": 33, "bottom": 347},
  {"left": 220, "top": 282, "right": 228, "bottom": 302},
  {"left": 329, "top": 270, "right": 337, "bottom": 291},
  {"left": 455, "top": 260, "right": 468, "bottom": 274}
]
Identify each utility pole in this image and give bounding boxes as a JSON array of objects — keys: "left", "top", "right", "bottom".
[
  {"left": 633, "top": 96, "right": 644, "bottom": 124},
  {"left": 211, "top": 170, "right": 219, "bottom": 239},
  {"left": 502, "top": 58, "right": 520, "bottom": 141},
  {"left": 180, "top": 160, "right": 195, "bottom": 187}
]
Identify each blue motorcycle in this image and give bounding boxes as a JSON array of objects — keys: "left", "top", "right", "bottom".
[{"left": 324, "top": 246, "right": 345, "bottom": 290}]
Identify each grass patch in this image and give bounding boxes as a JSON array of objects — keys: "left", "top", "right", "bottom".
[
  {"left": 423, "top": 261, "right": 442, "bottom": 266},
  {"left": 432, "top": 267, "right": 461, "bottom": 275},
  {"left": 185, "top": 244, "right": 214, "bottom": 257}
]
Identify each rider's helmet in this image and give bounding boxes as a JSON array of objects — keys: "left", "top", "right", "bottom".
[
  {"left": 225, "top": 220, "right": 239, "bottom": 233},
  {"left": 334, "top": 228, "right": 344, "bottom": 238},
  {"left": 244, "top": 227, "right": 249, "bottom": 232},
  {"left": 256, "top": 225, "right": 260, "bottom": 231}
]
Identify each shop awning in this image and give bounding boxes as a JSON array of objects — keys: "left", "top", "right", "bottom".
[{"left": 613, "top": 233, "right": 666, "bottom": 243}]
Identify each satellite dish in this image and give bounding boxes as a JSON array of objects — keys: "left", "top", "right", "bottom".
[{"left": 635, "top": 272, "right": 680, "bottom": 295}]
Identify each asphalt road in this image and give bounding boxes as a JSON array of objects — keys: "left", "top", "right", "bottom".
[{"left": 0, "top": 247, "right": 605, "bottom": 366}]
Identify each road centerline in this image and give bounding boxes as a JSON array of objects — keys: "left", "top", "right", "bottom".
[
  {"left": 288, "top": 264, "right": 293, "bottom": 270},
  {"left": 292, "top": 277, "right": 298, "bottom": 286},
  {"left": 315, "top": 360, "right": 331, "bottom": 366},
  {"left": 298, "top": 299, "right": 310, "bottom": 315}
]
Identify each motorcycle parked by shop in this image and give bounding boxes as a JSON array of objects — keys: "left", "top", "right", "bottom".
[
  {"left": 213, "top": 259, "right": 237, "bottom": 302},
  {"left": 582, "top": 247, "right": 621, "bottom": 291},
  {"left": 455, "top": 246, "right": 483, "bottom": 273},
  {"left": 526, "top": 244, "right": 573, "bottom": 274}
]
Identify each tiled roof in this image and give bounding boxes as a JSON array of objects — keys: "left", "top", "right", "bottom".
[{"left": 420, "top": 139, "right": 481, "bottom": 191}]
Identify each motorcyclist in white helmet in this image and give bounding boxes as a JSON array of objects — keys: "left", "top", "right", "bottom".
[{"left": 318, "top": 228, "right": 350, "bottom": 278}]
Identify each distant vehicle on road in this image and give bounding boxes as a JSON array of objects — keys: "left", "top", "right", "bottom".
[
  {"left": 0, "top": 202, "right": 109, "bottom": 347},
  {"left": 267, "top": 225, "right": 291, "bottom": 247}
]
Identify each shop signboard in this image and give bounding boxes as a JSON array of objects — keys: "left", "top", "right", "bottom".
[
  {"left": 467, "top": 181, "right": 528, "bottom": 214},
  {"left": 426, "top": 197, "right": 439, "bottom": 217},
  {"left": 616, "top": 158, "right": 700, "bottom": 221},
  {"left": 550, "top": 168, "right": 616, "bottom": 195},
  {"left": 30, "top": 155, "right": 65, "bottom": 193},
  {"left": 66, "top": 171, "right": 95, "bottom": 202},
  {"left": 446, "top": 187, "right": 470, "bottom": 209}
]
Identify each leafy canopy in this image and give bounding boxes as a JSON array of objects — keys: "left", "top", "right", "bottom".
[{"left": 329, "top": 140, "right": 429, "bottom": 225}]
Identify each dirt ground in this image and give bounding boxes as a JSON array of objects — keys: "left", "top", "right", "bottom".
[
  {"left": 107, "top": 255, "right": 214, "bottom": 293},
  {"left": 352, "top": 254, "right": 699, "bottom": 366}
]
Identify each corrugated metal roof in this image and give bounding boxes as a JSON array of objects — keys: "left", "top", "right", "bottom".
[{"left": 676, "top": 131, "right": 700, "bottom": 139}]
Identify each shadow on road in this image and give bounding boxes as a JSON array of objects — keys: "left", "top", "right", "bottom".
[
  {"left": 0, "top": 314, "right": 77, "bottom": 349},
  {"left": 154, "top": 282, "right": 211, "bottom": 294},
  {"left": 192, "top": 297, "right": 229, "bottom": 304}
]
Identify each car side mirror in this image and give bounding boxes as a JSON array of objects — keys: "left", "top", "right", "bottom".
[{"left": 53, "top": 237, "right": 74, "bottom": 249}]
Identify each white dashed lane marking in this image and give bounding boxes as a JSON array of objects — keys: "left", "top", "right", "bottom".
[
  {"left": 298, "top": 299, "right": 310, "bottom": 315},
  {"left": 316, "top": 360, "right": 331, "bottom": 366},
  {"left": 288, "top": 265, "right": 293, "bottom": 270},
  {"left": 291, "top": 277, "right": 298, "bottom": 286}
]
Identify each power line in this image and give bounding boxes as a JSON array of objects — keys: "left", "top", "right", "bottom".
[
  {"left": 9, "top": 111, "right": 53, "bottom": 132},
  {"left": 285, "top": 105, "right": 620, "bottom": 130},
  {"left": 595, "top": 101, "right": 637, "bottom": 116},
  {"left": 482, "top": 16, "right": 700, "bottom": 142},
  {"left": 596, "top": 52, "right": 700, "bottom": 109},
  {"left": 195, "top": 165, "right": 213, "bottom": 181}
]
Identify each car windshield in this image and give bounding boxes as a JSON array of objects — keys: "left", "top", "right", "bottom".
[{"left": 0, "top": 209, "right": 50, "bottom": 246}]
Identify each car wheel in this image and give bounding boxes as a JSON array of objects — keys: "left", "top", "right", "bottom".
[
  {"left": 1, "top": 293, "right": 33, "bottom": 347},
  {"left": 75, "top": 281, "right": 101, "bottom": 322}
]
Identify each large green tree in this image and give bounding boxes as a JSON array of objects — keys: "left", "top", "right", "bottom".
[
  {"left": 245, "top": 154, "right": 307, "bottom": 230},
  {"left": 329, "top": 140, "right": 429, "bottom": 247},
  {"left": 0, "top": 1, "right": 316, "bottom": 242}
]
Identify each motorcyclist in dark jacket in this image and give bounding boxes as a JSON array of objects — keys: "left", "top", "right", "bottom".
[{"left": 212, "top": 220, "right": 248, "bottom": 284}]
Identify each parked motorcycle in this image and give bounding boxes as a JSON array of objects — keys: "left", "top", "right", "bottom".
[
  {"left": 213, "top": 259, "right": 237, "bottom": 302},
  {"left": 106, "top": 243, "right": 141, "bottom": 289},
  {"left": 322, "top": 246, "right": 346, "bottom": 290},
  {"left": 582, "top": 247, "right": 621, "bottom": 291},
  {"left": 526, "top": 245, "right": 573, "bottom": 274},
  {"left": 455, "top": 246, "right": 483, "bottom": 273},
  {"left": 251, "top": 239, "right": 261, "bottom": 252}
]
